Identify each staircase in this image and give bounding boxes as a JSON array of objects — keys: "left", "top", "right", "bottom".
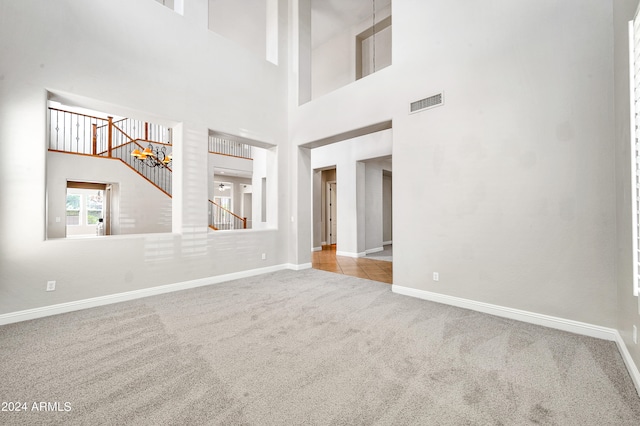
[
  {"left": 48, "top": 107, "right": 172, "bottom": 196},
  {"left": 208, "top": 199, "right": 247, "bottom": 230}
]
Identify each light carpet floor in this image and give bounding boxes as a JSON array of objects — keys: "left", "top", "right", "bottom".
[{"left": 1, "top": 269, "right": 639, "bottom": 425}]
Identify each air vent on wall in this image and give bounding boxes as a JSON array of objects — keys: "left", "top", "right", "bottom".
[{"left": 410, "top": 92, "right": 444, "bottom": 114}]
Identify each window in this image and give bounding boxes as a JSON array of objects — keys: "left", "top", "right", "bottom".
[
  {"left": 86, "top": 192, "right": 103, "bottom": 225},
  {"left": 65, "top": 187, "right": 105, "bottom": 236},
  {"left": 66, "top": 194, "right": 81, "bottom": 226}
]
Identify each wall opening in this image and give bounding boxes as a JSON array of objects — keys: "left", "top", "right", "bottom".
[
  {"left": 46, "top": 95, "right": 175, "bottom": 239},
  {"left": 208, "top": 131, "right": 275, "bottom": 231},
  {"left": 300, "top": 0, "right": 392, "bottom": 103}
]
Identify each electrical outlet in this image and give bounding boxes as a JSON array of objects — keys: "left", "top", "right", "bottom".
[
  {"left": 46, "top": 280, "right": 56, "bottom": 292},
  {"left": 433, "top": 272, "right": 439, "bottom": 282},
  {"left": 634, "top": 326, "right": 638, "bottom": 345},
  {"left": 261, "top": 253, "right": 266, "bottom": 260}
]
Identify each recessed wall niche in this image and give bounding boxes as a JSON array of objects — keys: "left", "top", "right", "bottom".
[{"left": 46, "top": 96, "right": 175, "bottom": 239}]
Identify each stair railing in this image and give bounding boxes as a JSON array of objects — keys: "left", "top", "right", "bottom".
[
  {"left": 97, "top": 117, "right": 172, "bottom": 145},
  {"left": 49, "top": 108, "right": 108, "bottom": 155},
  {"left": 110, "top": 138, "right": 173, "bottom": 197},
  {"left": 208, "top": 200, "right": 247, "bottom": 230},
  {"left": 48, "top": 107, "right": 172, "bottom": 196}
]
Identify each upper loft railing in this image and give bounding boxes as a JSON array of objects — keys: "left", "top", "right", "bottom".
[
  {"left": 48, "top": 108, "right": 173, "bottom": 196},
  {"left": 104, "top": 117, "right": 172, "bottom": 145},
  {"left": 209, "top": 135, "right": 252, "bottom": 160}
]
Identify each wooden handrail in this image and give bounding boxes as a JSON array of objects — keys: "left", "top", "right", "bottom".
[
  {"left": 96, "top": 117, "right": 127, "bottom": 130},
  {"left": 48, "top": 149, "right": 121, "bottom": 159},
  {"left": 208, "top": 150, "right": 253, "bottom": 160},
  {"left": 138, "top": 139, "right": 173, "bottom": 147},
  {"left": 48, "top": 149, "right": 172, "bottom": 198},
  {"left": 209, "top": 199, "right": 247, "bottom": 228},
  {"left": 48, "top": 107, "right": 108, "bottom": 122}
]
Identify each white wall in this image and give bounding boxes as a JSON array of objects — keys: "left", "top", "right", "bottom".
[
  {"left": 250, "top": 145, "right": 278, "bottom": 229},
  {"left": 311, "top": 26, "right": 352, "bottom": 99},
  {"left": 293, "top": 0, "right": 618, "bottom": 327},
  {"left": 208, "top": 0, "right": 267, "bottom": 60},
  {"left": 0, "top": 0, "right": 290, "bottom": 314}
]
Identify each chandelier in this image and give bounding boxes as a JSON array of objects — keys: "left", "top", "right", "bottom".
[{"left": 131, "top": 144, "right": 172, "bottom": 168}]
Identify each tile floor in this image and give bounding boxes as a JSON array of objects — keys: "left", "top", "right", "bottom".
[{"left": 311, "top": 245, "right": 393, "bottom": 284}]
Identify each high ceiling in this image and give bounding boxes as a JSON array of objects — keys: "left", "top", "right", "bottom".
[{"left": 311, "top": 0, "right": 392, "bottom": 48}]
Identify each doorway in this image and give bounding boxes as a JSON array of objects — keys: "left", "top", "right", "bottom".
[
  {"left": 65, "top": 181, "right": 111, "bottom": 237},
  {"left": 310, "top": 158, "right": 393, "bottom": 285}
]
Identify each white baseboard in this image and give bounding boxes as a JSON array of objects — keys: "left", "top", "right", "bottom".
[
  {"left": 392, "top": 284, "right": 640, "bottom": 396},
  {"left": 287, "top": 262, "right": 312, "bottom": 271},
  {"left": 336, "top": 251, "right": 366, "bottom": 258},
  {"left": 392, "top": 285, "right": 617, "bottom": 340},
  {"left": 383, "top": 240, "right": 392, "bottom": 246},
  {"left": 365, "top": 247, "right": 384, "bottom": 255},
  {"left": 0, "top": 264, "right": 298, "bottom": 326},
  {"left": 312, "top": 247, "right": 322, "bottom": 252},
  {"left": 613, "top": 331, "right": 640, "bottom": 397}
]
